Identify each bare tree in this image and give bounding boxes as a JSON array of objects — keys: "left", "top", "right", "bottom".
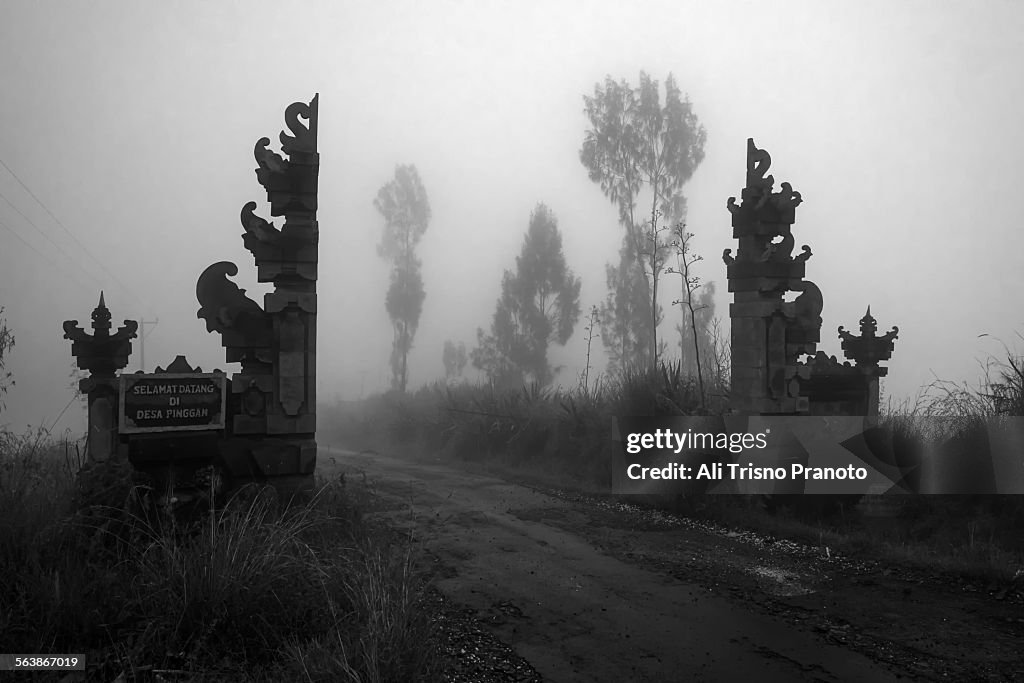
[
  {"left": 636, "top": 207, "right": 674, "bottom": 370},
  {"left": 579, "top": 305, "right": 600, "bottom": 392},
  {"left": 706, "top": 316, "right": 731, "bottom": 403},
  {"left": 666, "top": 224, "right": 707, "bottom": 410}
]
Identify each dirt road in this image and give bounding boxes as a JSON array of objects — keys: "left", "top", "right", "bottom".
[{"left": 321, "top": 446, "right": 1023, "bottom": 682}]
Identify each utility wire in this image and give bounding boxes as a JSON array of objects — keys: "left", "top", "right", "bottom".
[
  {"left": 0, "top": 154, "right": 147, "bottom": 310},
  {"left": 48, "top": 393, "right": 80, "bottom": 433},
  {"left": 0, "top": 215, "right": 100, "bottom": 292},
  {"left": 0, "top": 186, "right": 109, "bottom": 288}
]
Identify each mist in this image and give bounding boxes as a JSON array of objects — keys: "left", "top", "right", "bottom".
[{"left": 2, "top": 0, "right": 1023, "bottom": 434}]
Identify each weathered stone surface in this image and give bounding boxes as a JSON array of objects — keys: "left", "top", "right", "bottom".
[
  {"left": 731, "top": 365, "right": 768, "bottom": 391},
  {"left": 731, "top": 343, "right": 766, "bottom": 369},
  {"left": 88, "top": 394, "right": 116, "bottom": 462},
  {"left": 727, "top": 260, "right": 806, "bottom": 281},
  {"left": 267, "top": 413, "right": 316, "bottom": 435},
  {"left": 730, "top": 301, "right": 785, "bottom": 319},
  {"left": 730, "top": 316, "right": 765, "bottom": 340}
]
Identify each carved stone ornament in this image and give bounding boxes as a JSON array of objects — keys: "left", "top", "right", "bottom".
[
  {"left": 240, "top": 201, "right": 283, "bottom": 246},
  {"left": 196, "top": 261, "right": 268, "bottom": 335},
  {"left": 770, "top": 181, "right": 803, "bottom": 211},
  {"left": 746, "top": 138, "right": 774, "bottom": 193},
  {"left": 839, "top": 306, "right": 899, "bottom": 369},
  {"left": 279, "top": 96, "right": 319, "bottom": 156},
  {"left": 153, "top": 355, "right": 222, "bottom": 374},
  {"left": 63, "top": 292, "right": 138, "bottom": 378},
  {"left": 254, "top": 138, "right": 288, "bottom": 178}
]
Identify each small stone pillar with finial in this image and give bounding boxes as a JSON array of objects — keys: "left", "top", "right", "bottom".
[
  {"left": 63, "top": 292, "right": 138, "bottom": 462},
  {"left": 838, "top": 306, "right": 899, "bottom": 416}
]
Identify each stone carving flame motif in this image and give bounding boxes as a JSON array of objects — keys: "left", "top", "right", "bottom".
[
  {"left": 254, "top": 138, "right": 289, "bottom": 189},
  {"left": 279, "top": 98, "right": 319, "bottom": 155},
  {"left": 196, "top": 261, "right": 268, "bottom": 337},
  {"left": 253, "top": 94, "right": 319, "bottom": 217},
  {"left": 240, "top": 201, "right": 281, "bottom": 242}
]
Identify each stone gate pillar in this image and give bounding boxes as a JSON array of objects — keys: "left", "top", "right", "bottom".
[
  {"left": 838, "top": 307, "right": 898, "bottom": 417},
  {"left": 251, "top": 95, "right": 319, "bottom": 485},
  {"left": 197, "top": 95, "right": 319, "bottom": 498},
  {"left": 63, "top": 293, "right": 138, "bottom": 462},
  {"left": 723, "top": 139, "right": 817, "bottom": 414},
  {"left": 723, "top": 139, "right": 899, "bottom": 419}
]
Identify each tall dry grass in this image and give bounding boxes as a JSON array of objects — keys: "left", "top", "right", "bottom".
[{"left": 0, "top": 426, "right": 441, "bottom": 682}]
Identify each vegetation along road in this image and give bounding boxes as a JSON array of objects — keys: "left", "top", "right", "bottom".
[{"left": 322, "top": 447, "right": 1024, "bottom": 682}]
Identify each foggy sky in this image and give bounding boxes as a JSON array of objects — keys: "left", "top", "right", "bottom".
[{"left": 1, "top": 0, "right": 1022, "bottom": 434}]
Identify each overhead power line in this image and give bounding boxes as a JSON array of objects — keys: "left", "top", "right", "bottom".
[
  {"left": 0, "top": 215, "right": 101, "bottom": 292},
  {"left": 0, "top": 186, "right": 108, "bottom": 285},
  {"left": 0, "top": 154, "right": 147, "bottom": 310}
]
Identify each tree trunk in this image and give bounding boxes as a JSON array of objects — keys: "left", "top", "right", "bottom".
[{"left": 401, "top": 321, "right": 409, "bottom": 392}]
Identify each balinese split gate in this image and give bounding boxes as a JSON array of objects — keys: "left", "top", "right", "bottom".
[
  {"left": 724, "top": 138, "right": 898, "bottom": 418},
  {"left": 64, "top": 95, "right": 321, "bottom": 506}
]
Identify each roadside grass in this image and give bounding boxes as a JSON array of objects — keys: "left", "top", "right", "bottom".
[
  {"left": 324, "top": 348, "right": 1024, "bottom": 583},
  {"left": 0, "top": 426, "right": 441, "bottom": 682},
  {"left": 324, "top": 360, "right": 728, "bottom": 490}
]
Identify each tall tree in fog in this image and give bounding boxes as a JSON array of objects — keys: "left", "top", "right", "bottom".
[
  {"left": 580, "top": 72, "right": 706, "bottom": 375},
  {"left": 442, "top": 340, "right": 467, "bottom": 381},
  {"left": 472, "top": 204, "right": 581, "bottom": 388},
  {"left": 374, "top": 165, "right": 430, "bottom": 392},
  {"left": 602, "top": 236, "right": 654, "bottom": 374}
]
